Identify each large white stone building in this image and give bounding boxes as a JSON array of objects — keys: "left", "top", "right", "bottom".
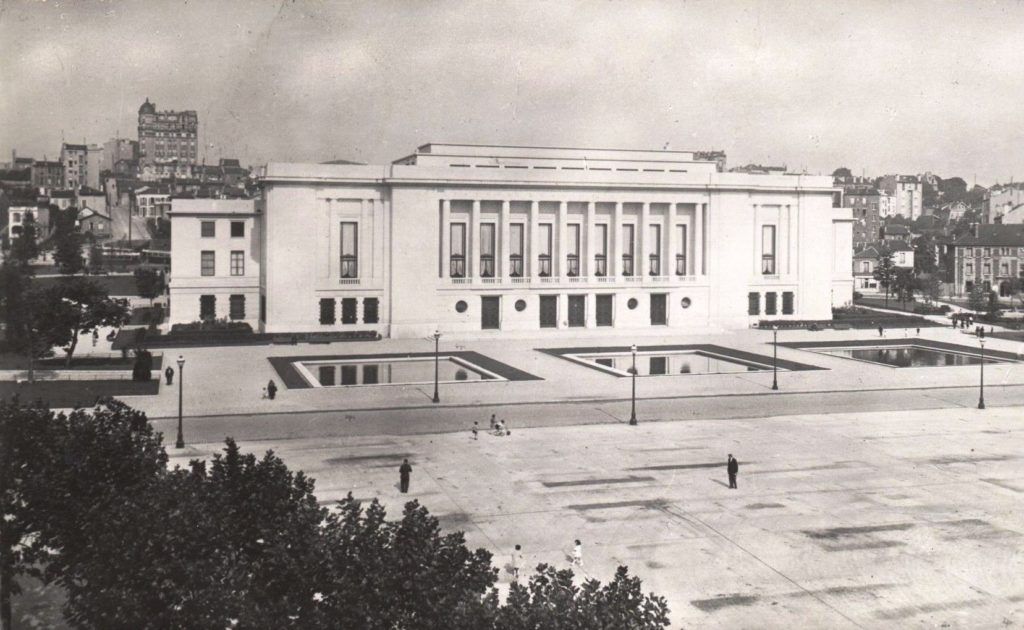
[{"left": 168, "top": 144, "right": 853, "bottom": 337}]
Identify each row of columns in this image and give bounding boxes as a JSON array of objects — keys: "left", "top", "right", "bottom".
[{"left": 439, "top": 200, "right": 706, "bottom": 279}]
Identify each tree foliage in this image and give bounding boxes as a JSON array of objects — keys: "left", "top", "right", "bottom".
[
  {"left": 872, "top": 252, "right": 897, "bottom": 306},
  {"left": 9, "top": 213, "right": 40, "bottom": 267},
  {"left": 134, "top": 268, "right": 166, "bottom": 304},
  {"left": 912, "top": 236, "right": 937, "bottom": 275},
  {"left": 52, "top": 206, "right": 85, "bottom": 275},
  {"left": 32, "top": 277, "right": 130, "bottom": 366},
  {"left": 967, "top": 284, "right": 988, "bottom": 313},
  {"left": 831, "top": 167, "right": 852, "bottom": 178},
  {"left": 1, "top": 400, "right": 672, "bottom": 630}
]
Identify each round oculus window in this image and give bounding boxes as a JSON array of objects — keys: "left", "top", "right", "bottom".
[
  {"left": 627, "top": 298, "right": 639, "bottom": 310},
  {"left": 515, "top": 299, "right": 527, "bottom": 312},
  {"left": 455, "top": 300, "right": 468, "bottom": 313},
  {"left": 680, "top": 297, "right": 692, "bottom": 309}
]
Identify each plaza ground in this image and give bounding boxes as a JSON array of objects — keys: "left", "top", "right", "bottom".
[
  {"left": 162, "top": 405, "right": 1024, "bottom": 629},
  {"left": 13, "top": 323, "right": 1024, "bottom": 628}
]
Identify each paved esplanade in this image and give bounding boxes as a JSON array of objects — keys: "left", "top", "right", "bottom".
[{"left": 166, "top": 406, "right": 1024, "bottom": 629}]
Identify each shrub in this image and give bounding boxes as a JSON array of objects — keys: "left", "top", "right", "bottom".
[
  {"left": 171, "top": 319, "right": 253, "bottom": 334},
  {"left": 132, "top": 349, "right": 153, "bottom": 381},
  {"left": 853, "top": 291, "right": 863, "bottom": 300}
]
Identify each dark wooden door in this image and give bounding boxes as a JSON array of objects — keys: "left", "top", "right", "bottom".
[
  {"left": 539, "top": 295, "right": 558, "bottom": 328},
  {"left": 596, "top": 294, "right": 613, "bottom": 327},
  {"left": 481, "top": 296, "right": 501, "bottom": 329},
  {"left": 568, "top": 295, "right": 586, "bottom": 327},
  {"left": 650, "top": 293, "right": 667, "bottom": 325}
]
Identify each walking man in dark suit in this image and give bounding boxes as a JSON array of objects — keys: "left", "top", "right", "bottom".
[
  {"left": 727, "top": 454, "right": 739, "bottom": 489},
  {"left": 399, "top": 458, "right": 412, "bottom": 493}
]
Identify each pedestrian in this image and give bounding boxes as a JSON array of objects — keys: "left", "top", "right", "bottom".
[
  {"left": 727, "top": 453, "right": 739, "bottom": 489},
  {"left": 878, "top": 325, "right": 883, "bottom": 337},
  {"left": 267, "top": 380, "right": 277, "bottom": 400},
  {"left": 916, "top": 327, "right": 920, "bottom": 336},
  {"left": 495, "top": 420, "right": 506, "bottom": 436},
  {"left": 511, "top": 544, "right": 523, "bottom": 580},
  {"left": 92, "top": 329, "right": 99, "bottom": 347},
  {"left": 489, "top": 413, "right": 497, "bottom": 431},
  {"left": 572, "top": 539, "right": 583, "bottom": 568},
  {"left": 472, "top": 421, "right": 479, "bottom": 440},
  {"left": 399, "top": 458, "right": 412, "bottom": 493},
  {"left": 165, "top": 365, "right": 174, "bottom": 385}
]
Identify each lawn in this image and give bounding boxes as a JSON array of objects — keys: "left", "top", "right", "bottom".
[
  {"left": 31, "top": 273, "right": 141, "bottom": 296},
  {"left": 0, "top": 353, "right": 162, "bottom": 370},
  {"left": 0, "top": 379, "right": 160, "bottom": 407}
]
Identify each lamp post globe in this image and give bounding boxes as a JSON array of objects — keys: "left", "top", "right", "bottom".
[
  {"left": 629, "top": 344, "right": 638, "bottom": 425},
  {"left": 175, "top": 355, "right": 185, "bottom": 449},
  {"left": 432, "top": 330, "right": 441, "bottom": 404}
]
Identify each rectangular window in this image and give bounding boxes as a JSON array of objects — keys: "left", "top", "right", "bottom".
[
  {"left": 199, "top": 295, "right": 216, "bottom": 320},
  {"left": 649, "top": 356, "right": 667, "bottom": 375},
  {"left": 984, "top": 263, "right": 991, "bottom": 275},
  {"left": 341, "top": 298, "right": 358, "bottom": 324},
  {"left": 1001, "top": 263, "right": 1010, "bottom": 276},
  {"left": 675, "top": 224, "right": 687, "bottom": 275},
  {"left": 538, "top": 223, "right": 553, "bottom": 276},
  {"left": 230, "top": 221, "right": 244, "bottom": 237},
  {"left": 201, "top": 221, "right": 215, "bottom": 237},
  {"left": 450, "top": 222, "right": 466, "bottom": 278},
  {"left": 566, "top": 224, "right": 580, "bottom": 276},
  {"left": 782, "top": 291, "right": 794, "bottom": 315},
  {"left": 229, "top": 295, "right": 245, "bottom": 320},
  {"left": 319, "top": 298, "right": 335, "bottom": 324},
  {"left": 762, "top": 225, "right": 776, "bottom": 275},
  {"left": 341, "top": 222, "right": 358, "bottom": 278},
  {"left": 765, "top": 292, "right": 777, "bottom": 315},
  {"left": 318, "top": 366, "right": 335, "bottom": 386},
  {"left": 480, "top": 223, "right": 495, "bottom": 278},
  {"left": 648, "top": 225, "right": 661, "bottom": 276},
  {"left": 509, "top": 223, "right": 524, "bottom": 277},
  {"left": 201, "top": 251, "right": 215, "bottom": 276},
  {"left": 363, "top": 365, "right": 379, "bottom": 385},
  {"left": 340, "top": 365, "right": 358, "bottom": 385},
  {"left": 984, "top": 248, "right": 991, "bottom": 257},
  {"left": 594, "top": 224, "right": 608, "bottom": 277},
  {"left": 622, "top": 224, "right": 635, "bottom": 276},
  {"left": 596, "top": 294, "right": 613, "bottom": 326},
  {"left": 966, "top": 263, "right": 974, "bottom": 275},
  {"left": 363, "top": 297, "right": 379, "bottom": 324},
  {"left": 230, "top": 251, "right": 244, "bottom": 276},
  {"left": 260, "top": 294, "right": 266, "bottom": 323},
  {"left": 748, "top": 292, "right": 760, "bottom": 316}
]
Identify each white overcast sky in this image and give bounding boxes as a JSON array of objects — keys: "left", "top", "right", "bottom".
[{"left": 1, "top": 0, "right": 1022, "bottom": 184}]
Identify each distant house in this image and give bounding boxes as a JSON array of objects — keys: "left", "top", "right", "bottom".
[
  {"left": 942, "top": 200, "right": 968, "bottom": 224},
  {"left": 852, "top": 241, "right": 914, "bottom": 290},
  {"left": 7, "top": 205, "right": 48, "bottom": 241},
  {"left": 948, "top": 224, "right": 1024, "bottom": 297},
  {"left": 881, "top": 223, "right": 912, "bottom": 243},
  {"left": 78, "top": 206, "right": 112, "bottom": 237}
]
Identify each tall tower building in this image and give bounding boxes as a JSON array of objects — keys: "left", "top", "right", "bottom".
[{"left": 137, "top": 98, "right": 198, "bottom": 167}]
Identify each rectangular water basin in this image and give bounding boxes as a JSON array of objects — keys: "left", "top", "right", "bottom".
[
  {"left": 294, "top": 356, "right": 505, "bottom": 387},
  {"left": 811, "top": 345, "right": 1010, "bottom": 368},
  {"left": 568, "top": 350, "right": 776, "bottom": 377}
]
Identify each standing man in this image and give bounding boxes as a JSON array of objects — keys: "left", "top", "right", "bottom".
[
  {"left": 472, "top": 421, "right": 479, "bottom": 440},
  {"left": 399, "top": 458, "right": 412, "bottom": 493},
  {"left": 267, "top": 380, "right": 277, "bottom": 400},
  {"left": 165, "top": 365, "right": 174, "bottom": 385},
  {"left": 511, "top": 544, "right": 523, "bottom": 581},
  {"left": 727, "top": 454, "right": 739, "bottom": 489}
]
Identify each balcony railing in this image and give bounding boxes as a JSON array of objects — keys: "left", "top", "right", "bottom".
[{"left": 443, "top": 274, "right": 706, "bottom": 286}]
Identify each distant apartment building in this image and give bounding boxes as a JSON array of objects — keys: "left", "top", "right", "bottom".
[
  {"left": 851, "top": 241, "right": 913, "bottom": 290},
  {"left": 61, "top": 143, "right": 103, "bottom": 190},
  {"left": 879, "top": 175, "right": 922, "bottom": 220},
  {"left": 31, "top": 160, "right": 63, "bottom": 188},
  {"left": 845, "top": 190, "right": 884, "bottom": 248},
  {"left": 133, "top": 185, "right": 172, "bottom": 218},
  {"left": 168, "top": 199, "right": 261, "bottom": 328},
  {"left": 138, "top": 98, "right": 198, "bottom": 167},
  {"left": 49, "top": 189, "right": 76, "bottom": 211},
  {"left": 950, "top": 224, "right": 1024, "bottom": 296},
  {"left": 986, "top": 184, "right": 1024, "bottom": 224},
  {"left": 103, "top": 138, "right": 139, "bottom": 172}
]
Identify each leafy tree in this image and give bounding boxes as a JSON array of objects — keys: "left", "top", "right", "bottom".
[
  {"left": 33, "top": 277, "right": 129, "bottom": 366},
  {"left": 892, "top": 268, "right": 916, "bottom": 309},
  {"left": 918, "top": 274, "right": 943, "bottom": 304},
  {"left": 967, "top": 284, "right": 988, "bottom": 313},
  {"left": 89, "top": 243, "right": 104, "bottom": 271},
  {"left": 939, "top": 176, "right": 968, "bottom": 201},
  {"left": 147, "top": 217, "right": 171, "bottom": 240},
  {"left": 873, "top": 252, "right": 897, "bottom": 307},
  {"left": 9, "top": 212, "right": 40, "bottom": 268},
  {"left": 0, "top": 266, "right": 61, "bottom": 382},
  {"left": 912, "top": 236, "right": 937, "bottom": 275},
  {"left": 832, "top": 167, "right": 852, "bottom": 178},
  {"left": 0, "top": 399, "right": 165, "bottom": 629},
  {"left": 52, "top": 207, "right": 85, "bottom": 275},
  {"left": 134, "top": 268, "right": 166, "bottom": 305}
]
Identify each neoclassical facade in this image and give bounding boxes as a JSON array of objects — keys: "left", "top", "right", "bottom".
[{"left": 170, "top": 144, "right": 853, "bottom": 337}]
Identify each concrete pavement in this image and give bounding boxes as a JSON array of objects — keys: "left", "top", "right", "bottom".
[{"left": 166, "top": 405, "right": 1024, "bottom": 629}]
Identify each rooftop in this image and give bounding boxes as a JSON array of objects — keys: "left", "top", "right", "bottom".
[{"left": 951, "top": 224, "right": 1024, "bottom": 247}]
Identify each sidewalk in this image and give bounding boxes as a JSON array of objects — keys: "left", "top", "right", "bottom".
[{"left": 166, "top": 404, "right": 1024, "bottom": 629}]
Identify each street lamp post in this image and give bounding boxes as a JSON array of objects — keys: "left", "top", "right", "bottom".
[
  {"left": 175, "top": 355, "right": 185, "bottom": 448},
  {"left": 978, "top": 337, "right": 986, "bottom": 410},
  {"left": 772, "top": 326, "right": 779, "bottom": 391},
  {"left": 629, "top": 344, "right": 638, "bottom": 425},
  {"left": 432, "top": 330, "right": 441, "bottom": 404}
]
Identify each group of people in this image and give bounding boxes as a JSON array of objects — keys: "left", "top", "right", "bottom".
[
  {"left": 471, "top": 414, "right": 510, "bottom": 439},
  {"left": 510, "top": 539, "right": 583, "bottom": 581}
]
